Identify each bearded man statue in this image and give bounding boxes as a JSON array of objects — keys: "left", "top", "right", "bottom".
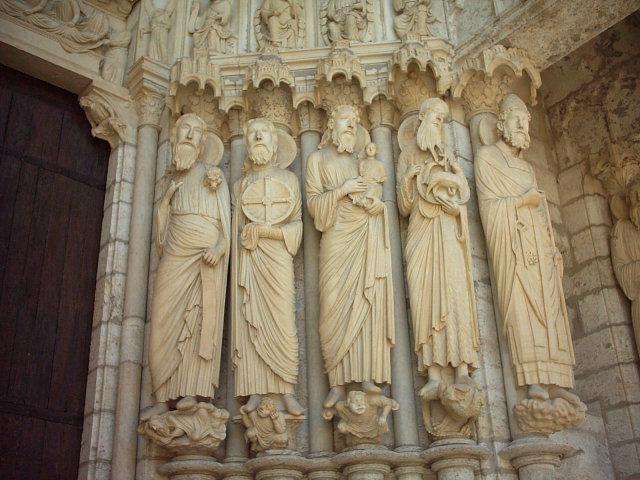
[
  {"left": 475, "top": 94, "right": 580, "bottom": 409},
  {"left": 147, "top": 113, "right": 231, "bottom": 415},
  {"left": 305, "top": 105, "right": 395, "bottom": 412}
]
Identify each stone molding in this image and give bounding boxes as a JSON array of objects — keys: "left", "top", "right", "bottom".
[
  {"left": 297, "top": 102, "right": 325, "bottom": 134},
  {"left": 79, "top": 79, "right": 137, "bottom": 148},
  {"left": 367, "top": 97, "right": 397, "bottom": 130},
  {"left": 128, "top": 56, "right": 171, "bottom": 130}
]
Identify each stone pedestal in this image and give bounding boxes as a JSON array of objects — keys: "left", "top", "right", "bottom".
[
  {"left": 343, "top": 462, "right": 390, "bottom": 480},
  {"left": 423, "top": 439, "right": 489, "bottom": 480},
  {"left": 500, "top": 437, "right": 579, "bottom": 480},
  {"left": 394, "top": 446, "right": 432, "bottom": 480},
  {"left": 159, "top": 456, "right": 224, "bottom": 480},
  {"left": 246, "top": 452, "right": 307, "bottom": 480}
]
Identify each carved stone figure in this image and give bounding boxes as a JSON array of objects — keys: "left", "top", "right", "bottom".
[
  {"left": 475, "top": 94, "right": 585, "bottom": 434},
  {"left": 254, "top": 0, "right": 305, "bottom": 52},
  {"left": 100, "top": 29, "right": 131, "bottom": 85},
  {"left": 350, "top": 142, "right": 385, "bottom": 210},
  {"left": 240, "top": 396, "right": 303, "bottom": 452},
  {"left": 147, "top": 112, "right": 230, "bottom": 412},
  {"left": 143, "top": 0, "right": 176, "bottom": 63},
  {"left": 397, "top": 98, "right": 480, "bottom": 438},
  {"left": 188, "top": 0, "right": 234, "bottom": 56},
  {"left": 393, "top": 0, "right": 436, "bottom": 40},
  {"left": 611, "top": 181, "right": 640, "bottom": 355},
  {"left": 323, "top": 390, "right": 398, "bottom": 446},
  {"left": 24, "top": 0, "right": 81, "bottom": 25},
  {"left": 321, "top": 0, "right": 373, "bottom": 44},
  {"left": 232, "top": 117, "right": 304, "bottom": 420},
  {"left": 305, "top": 105, "right": 395, "bottom": 412}
]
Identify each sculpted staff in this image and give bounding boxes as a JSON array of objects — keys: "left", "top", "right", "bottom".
[
  {"left": 147, "top": 113, "right": 231, "bottom": 414},
  {"left": 305, "top": 105, "right": 395, "bottom": 409},
  {"left": 475, "top": 94, "right": 578, "bottom": 404},
  {"left": 232, "top": 118, "right": 304, "bottom": 416},
  {"left": 397, "top": 98, "right": 479, "bottom": 401}
]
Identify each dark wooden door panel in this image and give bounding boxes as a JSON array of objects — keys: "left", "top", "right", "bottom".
[{"left": 0, "top": 64, "right": 109, "bottom": 480}]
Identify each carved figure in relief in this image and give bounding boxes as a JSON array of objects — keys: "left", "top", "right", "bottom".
[
  {"left": 305, "top": 105, "right": 395, "bottom": 412},
  {"left": 349, "top": 142, "right": 385, "bottom": 210},
  {"left": 611, "top": 181, "right": 640, "bottom": 356},
  {"left": 321, "top": 0, "right": 373, "bottom": 44},
  {"left": 143, "top": 0, "right": 176, "bottom": 63},
  {"left": 240, "top": 396, "right": 291, "bottom": 452},
  {"left": 393, "top": 0, "right": 436, "bottom": 40},
  {"left": 323, "top": 390, "right": 398, "bottom": 445},
  {"left": 146, "top": 113, "right": 230, "bottom": 414},
  {"left": 232, "top": 118, "right": 304, "bottom": 419},
  {"left": 475, "top": 94, "right": 585, "bottom": 434},
  {"left": 188, "top": 0, "right": 234, "bottom": 56},
  {"left": 100, "top": 29, "right": 131, "bottom": 85},
  {"left": 397, "top": 98, "right": 479, "bottom": 400},
  {"left": 254, "top": 0, "right": 305, "bottom": 51},
  {"left": 24, "top": 0, "right": 81, "bottom": 25}
]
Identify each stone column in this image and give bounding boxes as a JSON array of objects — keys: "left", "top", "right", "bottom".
[
  {"left": 297, "top": 102, "right": 334, "bottom": 455},
  {"left": 500, "top": 438, "right": 578, "bottom": 480},
  {"left": 224, "top": 107, "right": 250, "bottom": 467},
  {"left": 111, "top": 58, "right": 169, "bottom": 480},
  {"left": 368, "top": 97, "right": 420, "bottom": 450},
  {"left": 423, "top": 439, "right": 489, "bottom": 480}
]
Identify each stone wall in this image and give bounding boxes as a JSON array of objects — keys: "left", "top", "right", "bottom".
[{"left": 542, "top": 11, "right": 640, "bottom": 479}]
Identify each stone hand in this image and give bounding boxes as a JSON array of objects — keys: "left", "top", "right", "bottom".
[
  {"left": 518, "top": 188, "right": 542, "bottom": 208},
  {"left": 241, "top": 223, "right": 261, "bottom": 250},
  {"left": 365, "top": 198, "right": 384, "bottom": 215},
  {"left": 439, "top": 198, "right": 460, "bottom": 217},
  {"left": 408, "top": 164, "right": 422, "bottom": 178},
  {"left": 341, "top": 178, "right": 367, "bottom": 197},
  {"left": 202, "top": 246, "right": 224, "bottom": 266},
  {"left": 162, "top": 180, "right": 183, "bottom": 207}
]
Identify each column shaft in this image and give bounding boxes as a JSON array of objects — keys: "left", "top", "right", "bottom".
[
  {"left": 112, "top": 124, "right": 160, "bottom": 479},
  {"left": 300, "top": 130, "right": 334, "bottom": 454},
  {"left": 370, "top": 125, "right": 420, "bottom": 447}
]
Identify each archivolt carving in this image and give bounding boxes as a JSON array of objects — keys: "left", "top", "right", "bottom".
[
  {"left": 393, "top": 0, "right": 437, "bottom": 41},
  {"left": 320, "top": 0, "right": 373, "bottom": 45},
  {"left": 79, "top": 82, "right": 137, "bottom": 148},
  {"left": 188, "top": 0, "right": 235, "bottom": 57},
  {"left": 254, "top": 0, "right": 305, "bottom": 52},
  {"left": 142, "top": 0, "right": 176, "bottom": 64},
  {"left": 0, "top": 0, "right": 110, "bottom": 53}
]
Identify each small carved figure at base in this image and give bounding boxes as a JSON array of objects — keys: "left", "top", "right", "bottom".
[
  {"left": 138, "top": 396, "right": 229, "bottom": 456},
  {"left": 421, "top": 379, "right": 483, "bottom": 439},
  {"left": 240, "top": 395, "right": 304, "bottom": 453},
  {"left": 514, "top": 386, "right": 587, "bottom": 436},
  {"left": 323, "top": 390, "right": 399, "bottom": 447}
]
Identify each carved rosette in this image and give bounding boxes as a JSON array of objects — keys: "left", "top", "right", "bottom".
[
  {"left": 79, "top": 81, "right": 137, "bottom": 148},
  {"left": 452, "top": 45, "right": 541, "bottom": 119}
]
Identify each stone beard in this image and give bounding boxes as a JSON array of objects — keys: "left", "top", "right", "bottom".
[
  {"left": 306, "top": 106, "right": 395, "bottom": 403},
  {"left": 475, "top": 94, "right": 576, "bottom": 395},
  {"left": 148, "top": 114, "right": 231, "bottom": 404},
  {"left": 397, "top": 98, "right": 479, "bottom": 398},
  {"left": 232, "top": 119, "right": 303, "bottom": 411}
]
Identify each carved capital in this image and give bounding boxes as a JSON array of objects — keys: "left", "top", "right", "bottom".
[
  {"left": 79, "top": 80, "right": 137, "bottom": 149},
  {"left": 297, "top": 103, "right": 325, "bottom": 134},
  {"left": 367, "top": 98, "right": 397, "bottom": 130},
  {"left": 453, "top": 46, "right": 541, "bottom": 119},
  {"left": 128, "top": 57, "right": 171, "bottom": 129}
]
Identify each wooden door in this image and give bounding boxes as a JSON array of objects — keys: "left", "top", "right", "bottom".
[{"left": 0, "top": 65, "right": 110, "bottom": 479}]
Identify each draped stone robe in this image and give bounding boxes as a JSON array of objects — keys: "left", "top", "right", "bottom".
[
  {"left": 306, "top": 148, "right": 394, "bottom": 387},
  {"left": 150, "top": 161, "right": 231, "bottom": 402},
  {"left": 397, "top": 148, "right": 479, "bottom": 373},
  {"left": 475, "top": 143, "right": 575, "bottom": 388},
  {"left": 232, "top": 167, "right": 302, "bottom": 397}
]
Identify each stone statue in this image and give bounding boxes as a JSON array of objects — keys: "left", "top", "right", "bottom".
[
  {"left": 240, "top": 396, "right": 303, "bottom": 452},
  {"left": 475, "top": 94, "right": 585, "bottom": 435},
  {"left": 393, "top": 0, "right": 436, "bottom": 40},
  {"left": 397, "top": 98, "right": 481, "bottom": 438},
  {"left": 321, "top": 0, "right": 373, "bottom": 44},
  {"left": 305, "top": 105, "right": 395, "bottom": 414},
  {"left": 323, "top": 390, "right": 398, "bottom": 446},
  {"left": 24, "top": 0, "right": 81, "bottom": 25},
  {"left": 144, "top": 113, "right": 230, "bottom": 423},
  {"left": 143, "top": 0, "right": 176, "bottom": 63},
  {"left": 100, "top": 29, "right": 131, "bottom": 85},
  {"left": 254, "top": 0, "right": 305, "bottom": 52},
  {"left": 188, "top": 0, "right": 234, "bottom": 56},
  {"left": 232, "top": 118, "right": 304, "bottom": 445},
  {"left": 611, "top": 181, "right": 640, "bottom": 356}
]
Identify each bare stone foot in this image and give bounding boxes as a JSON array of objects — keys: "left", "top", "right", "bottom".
[
  {"left": 140, "top": 402, "right": 169, "bottom": 421},
  {"left": 176, "top": 396, "right": 197, "bottom": 411},
  {"left": 527, "top": 384, "right": 549, "bottom": 401},
  {"left": 243, "top": 394, "right": 262, "bottom": 413},
  {"left": 362, "top": 380, "right": 381, "bottom": 393},
  {"left": 455, "top": 374, "right": 479, "bottom": 389},
  {"left": 419, "top": 378, "right": 441, "bottom": 401},
  {"left": 323, "top": 386, "right": 345, "bottom": 409},
  {"left": 548, "top": 385, "right": 581, "bottom": 405},
  {"left": 283, "top": 394, "right": 304, "bottom": 415}
]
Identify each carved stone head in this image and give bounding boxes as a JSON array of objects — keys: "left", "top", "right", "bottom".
[
  {"left": 257, "top": 396, "right": 277, "bottom": 418},
  {"left": 497, "top": 94, "right": 531, "bottom": 150},
  {"left": 172, "top": 113, "right": 206, "bottom": 171},
  {"left": 326, "top": 105, "right": 359, "bottom": 154},
  {"left": 245, "top": 118, "right": 279, "bottom": 167},
  {"left": 417, "top": 97, "right": 448, "bottom": 153},
  {"left": 346, "top": 390, "right": 368, "bottom": 415}
]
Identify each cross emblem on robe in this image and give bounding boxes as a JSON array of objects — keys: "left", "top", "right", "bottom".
[{"left": 241, "top": 175, "right": 294, "bottom": 226}]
